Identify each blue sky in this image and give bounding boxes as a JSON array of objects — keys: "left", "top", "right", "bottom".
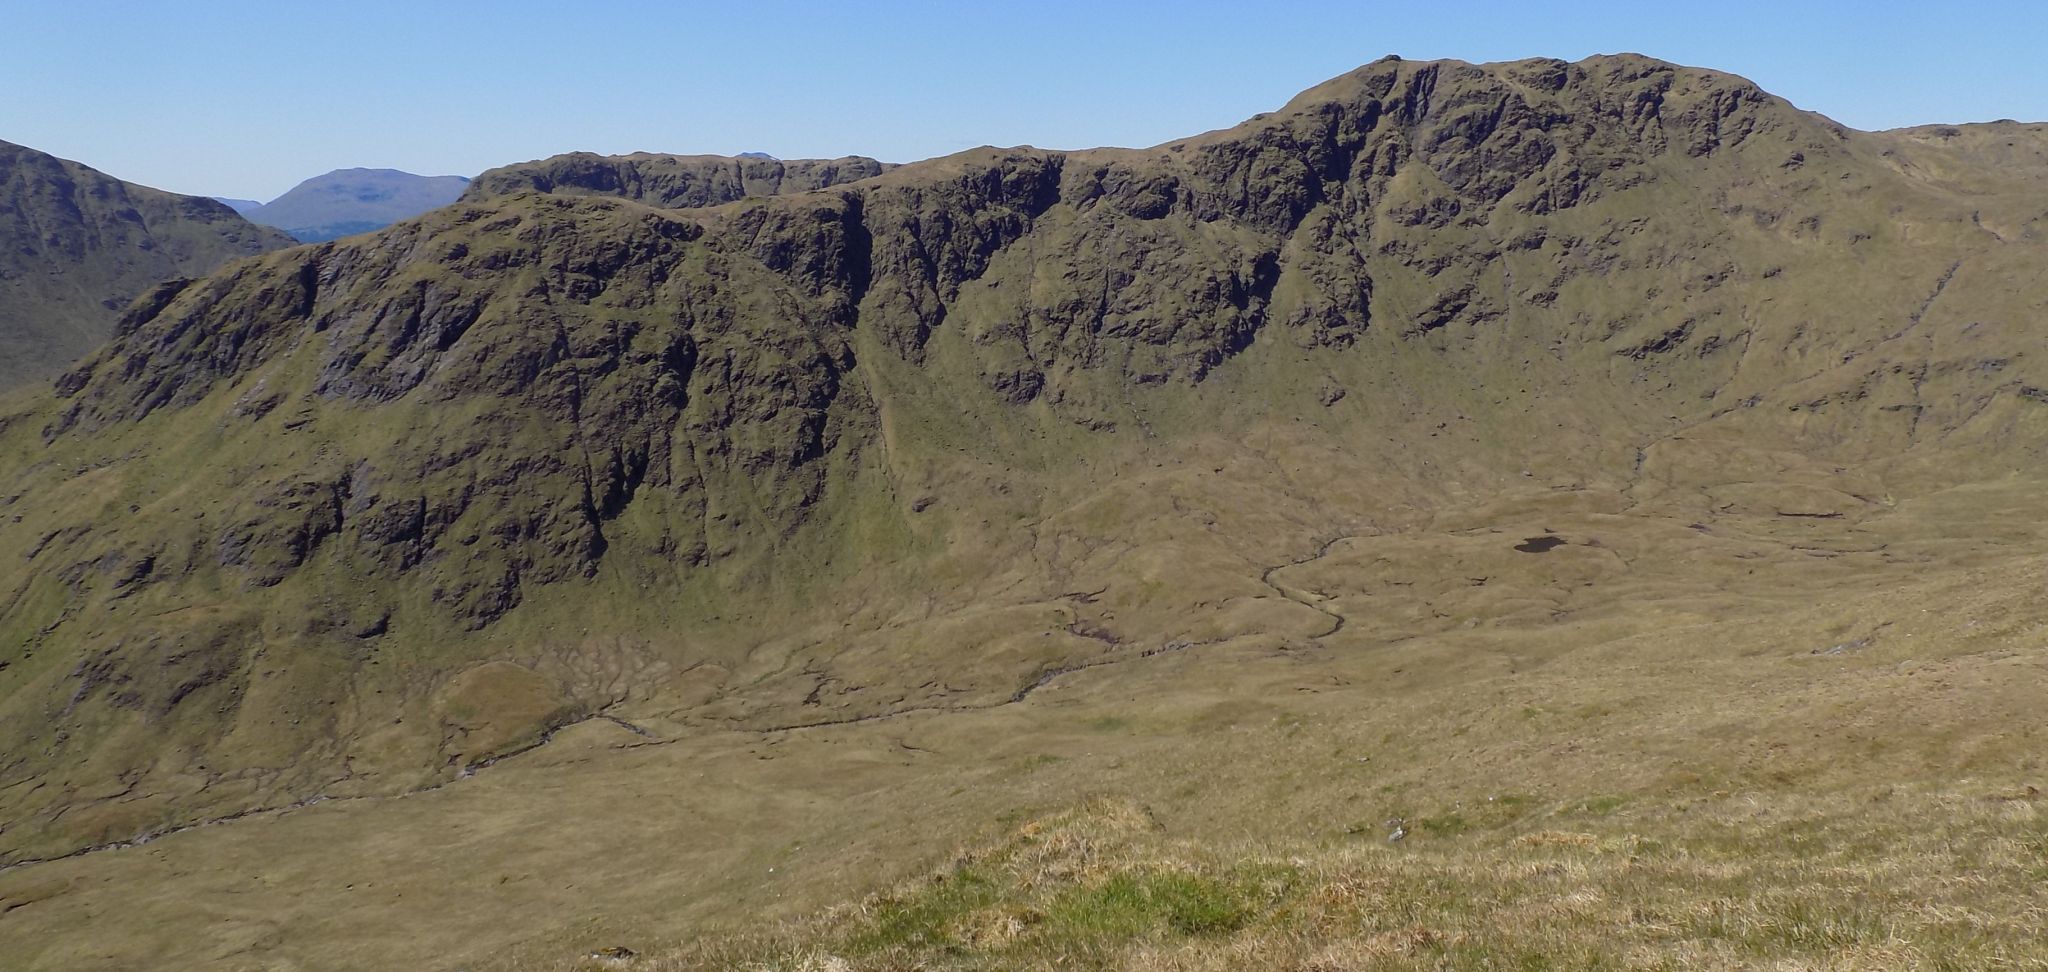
[{"left": 3, "top": 0, "right": 2044, "bottom": 201}]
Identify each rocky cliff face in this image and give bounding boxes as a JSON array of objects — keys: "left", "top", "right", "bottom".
[
  {"left": 0, "top": 140, "right": 296, "bottom": 389},
  {"left": 48, "top": 192, "right": 867, "bottom": 630},
  {"left": 2, "top": 54, "right": 2044, "bottom": 862}
]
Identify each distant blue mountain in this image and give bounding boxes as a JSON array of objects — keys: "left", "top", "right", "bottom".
[{"left": 237, "top": 168, "right": 471, "bottom": 242}]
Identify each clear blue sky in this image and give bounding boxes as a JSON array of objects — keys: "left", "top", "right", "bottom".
[{"left": 2, "top": 0, "right": 2043, "bottom": 201}]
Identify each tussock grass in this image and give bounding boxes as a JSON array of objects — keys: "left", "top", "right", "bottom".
[{"left": 546, "top": 788, "right": 2048, "bottom": 971}]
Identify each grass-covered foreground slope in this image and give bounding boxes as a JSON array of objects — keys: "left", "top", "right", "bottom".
[
  {"left": 0, "top": 140, "right": 295, "bottom": 389},
  {"left": 618, "top": 785, "right": 2048, "bottom": 972},
  {"left": 2, "top": 53, "right": 2048, "bottom": 969}
]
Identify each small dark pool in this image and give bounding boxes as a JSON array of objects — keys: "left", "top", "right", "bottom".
[{"left": 1513, "top": 535, "right": 1566, "bottom": 554}]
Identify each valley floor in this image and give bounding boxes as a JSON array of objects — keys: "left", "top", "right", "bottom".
[{"left": 4, "top": 479, "right": 2046, "bottom": 971}]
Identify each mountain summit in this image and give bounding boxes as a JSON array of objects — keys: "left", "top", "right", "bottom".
[{"left": 2, "top": 52, "right": 2046, "bottom": 892}]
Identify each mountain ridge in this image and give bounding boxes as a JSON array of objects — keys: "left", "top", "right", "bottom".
[
  {"left": 0, "top": 140, "right": 295, "bottom": 390},
  {"left": 461, "top": 151, "right": 893, "bottom": 208},
  {"left": 2, "top": 51, "right": 2046, "bottom": 874}
]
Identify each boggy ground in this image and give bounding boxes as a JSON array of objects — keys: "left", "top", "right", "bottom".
[{"left": 4, "top": 472, "right": 2044, "bottom": 971}]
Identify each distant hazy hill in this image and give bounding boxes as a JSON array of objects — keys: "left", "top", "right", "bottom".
[
  {"left": 239, "top": 168, "right": 469, "bottom": 242},
  {"left": 0, "top": 140, "right": 295, "bottom": 390},
  {"left": 213, "top": 197, "right": 264, "bottom": 215}
]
